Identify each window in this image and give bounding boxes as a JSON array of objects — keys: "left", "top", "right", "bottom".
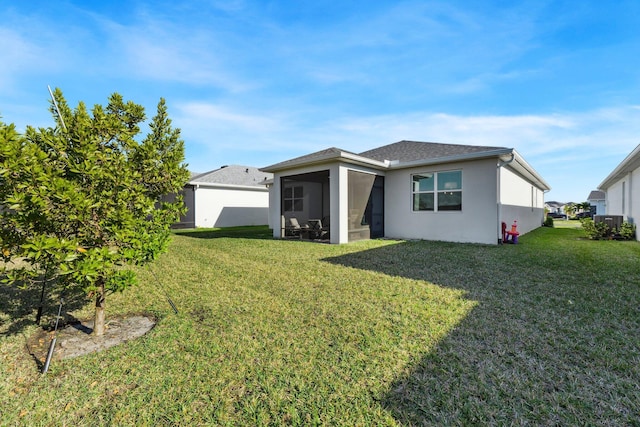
[
  {"left": 412, "top": 170, "right": 462, "bottom": 212},
  {"left": 412, "top": 173, "right": 434, "bottom": 211},
  {"left": 284, "top": 185, "right": 303, "bottom": 212}
]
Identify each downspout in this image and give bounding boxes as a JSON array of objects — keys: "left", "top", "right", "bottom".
[{"left": 496, "top": 152, "right": 515, "bottom": 243}]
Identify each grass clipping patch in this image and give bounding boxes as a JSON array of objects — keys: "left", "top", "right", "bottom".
[{"left": 26, "top": 314, "right": 156, "bottom": 363}]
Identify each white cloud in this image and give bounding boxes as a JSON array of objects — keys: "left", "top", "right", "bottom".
[
  {"left": 177, "top": 101, "right": 640, "bottom": 200},
  {"left": 93, "top": 16, "right": 253, "bottom": 91},
  {"left": 0, "top": 28, "right": 62, "bottom": 93},
  {"left": 177, "top": 102, "right": 640, "bottom": 161},
  {"left": 176, "top": 102, "right": 283, "bottom": 133},
  {"left": 325, "top": 107, "right": 640, "bottom": 158}
]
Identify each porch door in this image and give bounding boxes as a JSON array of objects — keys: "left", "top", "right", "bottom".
[{"left": 365, "top": 176, "right": 384, "bottom": 238}]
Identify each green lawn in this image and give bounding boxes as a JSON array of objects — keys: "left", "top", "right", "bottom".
[{"left": 1, "top": 225, "right": 639, "bottom": 425}]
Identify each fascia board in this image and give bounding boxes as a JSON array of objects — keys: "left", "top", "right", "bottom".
[
  {"left": 260, "top": 151, "right": 342, "bottom": 172},
  {"left": 261, "top": 150, "right": 389, "bottom": 172},
  {"left": 509, "top": 150, "right": 552, "bottom": 191},
  {"left": 259, "top": 147, "right": 551, "bottom": 194},
  {"left": 339, "top": 152, "right": 390, "bottom": 169},
  {"left": 387, "top": 148, "right": 514, "bottom": 170},
  {"left": 190, "top": 182, "right": 269, "bottom": 191}
]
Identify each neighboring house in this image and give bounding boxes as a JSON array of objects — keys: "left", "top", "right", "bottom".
[
  {"left": 261, "top": 140, "right": 550, "bottom": 245},
  {"left": 545, "top": 201, "right": 565, "bottom": 214},
  {"left": 587, "top": 190, "right": 606, "bottom": 215},
  {"left": 598, "top": 143, "right": 640, "bottom": 240},
  {"left": 174, "top": 165, "right": 272, "bottom": 228}
]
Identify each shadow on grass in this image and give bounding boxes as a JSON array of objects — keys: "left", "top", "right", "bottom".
[
  {"left": 172, "top": 225, "right": 273, "bottom": 240},
  {"left": 322, "top": 236, "right": 640, "bottom": 424},
  {"left": 0, "top": 276, "right": 87, "bottom": 337}
]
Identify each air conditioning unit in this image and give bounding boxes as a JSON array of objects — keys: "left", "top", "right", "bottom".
[{"left": 594, "top": 215, "right": 624, "bottom": 230}]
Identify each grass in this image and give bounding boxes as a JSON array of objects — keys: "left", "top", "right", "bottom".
[
  {"left": 552, "top": 218, "right": 583, "bottom": 229},
  {"left": 1, "top": 225, "right": 639, "bottom": 425}
]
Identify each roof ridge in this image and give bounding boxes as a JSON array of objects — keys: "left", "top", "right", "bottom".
[{"left": 358, "top": 140, "right": 509, "bottom": 163}]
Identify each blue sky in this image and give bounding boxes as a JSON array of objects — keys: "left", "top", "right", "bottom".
[{"left": 2, "top": 0, "right": 639, "bottom": 203}]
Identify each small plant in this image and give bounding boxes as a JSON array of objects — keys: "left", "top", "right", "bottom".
[
  {"left": 580, "top": 218, "right": 610, "bottom": 239},
  {"left": 618, "top": 221, "right": 636, "bottom": 240},
  {"left": 544, "top": 216, "right": 554, "bottom": 227}
]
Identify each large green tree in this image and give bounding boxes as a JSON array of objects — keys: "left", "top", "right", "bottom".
[{"left": 0, "top": 89, "right": 189, "bottom": 335}]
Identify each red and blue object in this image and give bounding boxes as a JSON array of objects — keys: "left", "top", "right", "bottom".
[{"left": 502, "top": 221, "right": 519, "bottom": 244}]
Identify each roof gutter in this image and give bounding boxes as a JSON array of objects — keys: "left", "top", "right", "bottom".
[
  {"left": 507, "top": 150, "right": 551, "bottom": 191},
  {"left": 190, "top": 182, "right": 269, "bottom": 191},
  {"left": 386, "top": 148, "right": 515, "bottom": 170},
  {"left": 498, "top": 152, "right": 515, "bottom": 168},
  {"left": 340, "top": 151, "right": 392, "bottom": 169}
]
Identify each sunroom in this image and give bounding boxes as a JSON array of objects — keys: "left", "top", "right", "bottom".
[{"left": 262, "top": 148, "right": 387, "bottom": 243}]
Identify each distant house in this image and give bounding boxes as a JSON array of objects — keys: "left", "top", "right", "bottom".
[
  {"left": 545, "top": 201, "right": 565, "bottom": 214},
  {"left": 174, "top": 165, "right": 272, "bottom": 228},
  {"left": 587, "top": 190, "right": 606, "bottom": 215},
  {"left": 598, "top": 143, "right": 640, "bottom": 240},
  {"left": 261, "top": 140, "right": 550, "bottom": 245}
]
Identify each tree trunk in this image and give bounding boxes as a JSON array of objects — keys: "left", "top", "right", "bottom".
[{"left": 94, "top": 282, "right": 106, "bottom": 336}]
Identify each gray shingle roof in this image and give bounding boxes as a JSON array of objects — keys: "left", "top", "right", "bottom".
[
  {"left": 262, "top": 141, "right": 511, "bottom": 172},
  {"left": 190, "top": 165, "right": 272, "bottom": 187},
  {"left": 358, "top": 140, "right": 508, "bottom": 163},
  {"left": 260, "top": 147, "right": 350, "bottom": 171},
  {"left": 545, "top": 201, "right": 565, "bottom": 207},
  {"left": 587, "top": 190, "right": 605, "bottom": 200},
  {"left": 261, "top": 140, "right": 549, "bottom": 190}
]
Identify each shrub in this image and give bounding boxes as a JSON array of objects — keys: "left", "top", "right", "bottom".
[
  {"left": 580, "top": 218, "right": 637, "bottom": 240},
  {"left": 619, "top": 221, "right": 636, "bottom": 240},
  {"left": 543, "top": 216, "right": 554, "bottom": 227}
]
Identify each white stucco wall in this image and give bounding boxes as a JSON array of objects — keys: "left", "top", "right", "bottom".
[
  {"left": 194, "top": 185, "right": 269, "bottom": 228},
  {"left": 333, "top": 164, "right": 349, "bottom": 244},
  {"left": 605, "top": 179, "right": 625, "bottom": 216},
  {"left": 268, "top": 157, "right": 547, "bottom": 245},
  {"left": 267, "top": 183, "right": 277, "bottom": 229},
  {"left": 499, "top": 166, "right": 546, "bottom": 236},
  {"left": 606, "top": 177, "right": 627, "bottom": 215},
  {"left": 384, "top": 158, "right": 499, "bottom": 244},
  {"left": 603, "top": 168, "right": 638, "bottom": 240},
  {"left": 592, "top": 200, "right": 606, "bottom": 216}
]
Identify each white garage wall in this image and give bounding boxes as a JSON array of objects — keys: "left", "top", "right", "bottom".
[{"left": 194, "top": 184, "right": 269, "bottom": 228}]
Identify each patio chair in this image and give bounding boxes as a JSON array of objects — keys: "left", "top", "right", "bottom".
[
  {"left": 321, "top": 217, "right": 330, "bottom": 240},
  {"left": 285, "top": 217, "right": 302, "bottom": 237},
  {"left": 309, "top": 218, "right": 329, "bottom": 240}
]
